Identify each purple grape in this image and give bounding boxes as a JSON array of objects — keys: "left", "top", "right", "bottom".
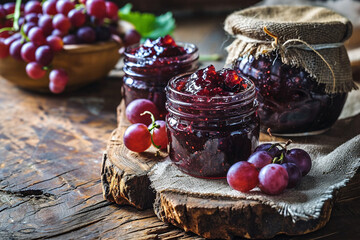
[
  {"left": 258, "top": 164, "right": 288, "bottom": 195},
  {"left": 28, "top": 27, "right": 47, "bottom": 46},
  {"left": 52, "top": 14, "right": 71, "bottom": 33},
  {"left": 77, "top": 26, "right": 96, "bottom": 44},
  {"left": 3, "top": 2, "right": 16, "bottom": 14},
  {"left": 68, "top": 8, "right": 86, "bottom": 27},
  {"left": 254, "top": 143, "right": 284, "bottom": 157},
  {"left": 123, "top": 29, "right": 141, "bottom": 46},
  {"left": 17, "top": 17, "right": 25, "bottom": 27},
  {"left": 38, "top": 15, "right": 54, "bottom": 36},
  {"left": 25, "top": 13, "right": 39, "bottom": 24},
  {"left": 284, "top": 149, "right": 312, "bottom": 176},
  {"left": 35, "top": 45, "right": 54, "bottom": 66},
  {"left": 21, "top": 42, "right": 37, "bottom": 62},
  {"left": 56, "top": 0, "right": 75, "bottom": 15},
  {"left": 282, "top": 163, "right": 302, "bottom": 188},
  {"left": 9, "top": 39, "right": 23, "bottom": 61},
  {"left": 247, "top": 151, "right": 273, "bottom": 170},
  {"left": 95, "top": 26, "right": 111, "bottom": 41},
  {"left": 51, "top": 29, "right": 67, "bottom": 38},
  {"left": 24, "top": 1, "right": 42, "bottom": 14},
  {"left": 63, "top": 34, "right": 78, "bottom": 45},
  {"left": 23, "top": 22, "right": 37, "bottom": 35},
  {"left": 42, "top": 0, "right": 57, "bottom": 15}
]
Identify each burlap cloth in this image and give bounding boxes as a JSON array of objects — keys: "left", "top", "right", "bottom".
[
  {"left": 224, "top": 5, "right": 357, "bottom": 93},
  {"left": 149, "top": 82, "right": 360, "bottom": 222}
]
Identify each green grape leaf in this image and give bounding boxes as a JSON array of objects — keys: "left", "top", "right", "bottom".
[{"left": 119, "top": 4, "right": 175, "bottom": 40}]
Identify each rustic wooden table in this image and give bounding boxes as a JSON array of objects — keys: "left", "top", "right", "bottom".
[{"left": 0, "top": 16, "right": 359, "bottom": 240}]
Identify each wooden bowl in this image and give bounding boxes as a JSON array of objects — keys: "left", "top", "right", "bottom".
[{"left": 0, "top": 40, "right": 122, "bottom": 92}]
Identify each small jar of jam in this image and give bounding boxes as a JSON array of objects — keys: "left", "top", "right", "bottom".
[
  {"left": 234, "top": 53, "right": 348, "bottom": 135},
  {"left": 166, "top": 65, "right": 260, "bottom": 179},
  {"left": 123, "top": 35, "right": 199, "bottom": 118}
]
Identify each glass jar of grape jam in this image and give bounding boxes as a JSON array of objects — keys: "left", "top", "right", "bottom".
[
  {"left": 123, "top": 35, "right": 199, "bottom": 118},
  {"left": 234, "top": 53, "right": 348, "bottom": 136},
  {"left": 166, "top": 66, "right": 260, "bottom": 179}
]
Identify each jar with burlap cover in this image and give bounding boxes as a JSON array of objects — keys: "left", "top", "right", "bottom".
[{"left": 225, "top": 5, "right": 357, "bottom": 93}]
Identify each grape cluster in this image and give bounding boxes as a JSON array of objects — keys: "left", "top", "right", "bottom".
[
  {"left": 124, "top": 99, "right": 168, "bottom": 153},
  {"left": 227, "top": 141, "right": 312, "bottom": 195},
  {"left": 0, "top": 0, "right": 139, "bottom": 93}
]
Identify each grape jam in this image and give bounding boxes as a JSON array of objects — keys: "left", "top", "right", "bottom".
[
  {"left": 123, "top": 35, "right": 199, "bottom": 118},
  {"left": 166, "top": 67, "right": 259, "bottom": 178},
  {"left": 234, "top": 53, "right": 347, "bottom": 135}
]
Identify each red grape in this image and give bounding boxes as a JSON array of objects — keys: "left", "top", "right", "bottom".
[
  {"left": 284, "top": 149, "right": 312, "bottom": 176},
  {"left": 0, "top": 6, "right": 7, "bottom": 19},
  {"left": 49, "top": 69, "right": 69, "bottom": 93},
  {"left": 227, "top": 161, "right": 259, "bottom": 193},
  {"left": 149, "top": 120, "right": 168, "bottom": 150},
  {"left": 42, "top": 0, "right": 58, "bottom": 15},
  {"left": 76, "top": 26, "right": 96, "bottom": 43},
  {"left": 86, "top": 0, "right": 106, "bottom": 19},
  {"left": 68, "top": 9, "right": 86, "bottom": 27},
  {"left": 126, "top": 99, "right": 160, "bottom": 125},
  {"left": 3, "top": 3, "right": 16, "bottom": 14},
  {"left": 56, "top": 0, "right": 75, "bottom": 15},
  {"left": 53, "top": 14, "right": 71, "bottom": 33},
  {"left": 26, "top": 62, "right": 45, "bottom": 79},
  {"left": 28, "top": 27, "right": 47, "bottom": 46},
  {"left": 0, "top": 40, "right": 9, "bottom": 59},
  {"left": 21, "top": 42, "right": 37, "bottom": 62},
  {"left": 123, "top": 29, "right": 141, "bottom": 46},
  {"left": 24, "top": 1, "right": 42, "bottom": 15},
  {"left": 35, "top": 45, "right": 54, "bottom": 66},
  {"left": 46, "top": 36, "right": 64, "bottom": 52},
  {"left": 9, "top": 39, "right": 23, "bottom": 61},
  {"left": 38, "top": 15, "right": 54, "bottom": 36},
  {"left": 282, "top": 163, "right": 302, "bottom": 188},
  {"left": 258, "top": 164, "right": 288, "bottom": 195},
  {"left": 105, "top": 1, "right": 118, "bottom": 20},
  {"left": 247, "top": 151, "right": 273, "bottom": 170},
  {"left": 123, "top": 123, "right": 152, "bottom": 152}
]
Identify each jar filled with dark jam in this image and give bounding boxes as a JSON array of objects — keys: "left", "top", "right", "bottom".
[
  {"left": 123, "top": 35, "right": 199, "bottom": 118},
  {"left": 234, "top": 52, "right": 348, "bottom": 135},
  {"left": 166, "top": 65, "right": 260, "bottom": 179}
]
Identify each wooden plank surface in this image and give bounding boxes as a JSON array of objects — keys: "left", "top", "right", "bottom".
[{"left": 0, "top": 15, "right": 360, "bottom": 240}]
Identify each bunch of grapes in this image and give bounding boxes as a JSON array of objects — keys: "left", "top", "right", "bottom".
[
  {"left": 0, "top": 0, "right": 140, "bottom": 93},
  {"left": 227, "top": 141, "right": 312, "bottom": 195},
  {"left": 123, "top": 99, "right": 168, "bottom": 153}
]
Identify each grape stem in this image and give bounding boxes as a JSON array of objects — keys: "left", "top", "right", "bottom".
[
  {"left": 272, "top": 152, "right": 285, "bottom": 164},
  {"left": 140, "top": 111, "right": 161, "bottom": 149},
  {"left": 13, "top": 0, "right": 22, "bottom": 31}
]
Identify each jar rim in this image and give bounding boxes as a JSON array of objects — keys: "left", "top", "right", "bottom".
[
  {"left": 166, "top": 72, "right": 256, "bottom": 102},
  {"left": 124, "top": 42, "right": 198, "bottom": 62}
]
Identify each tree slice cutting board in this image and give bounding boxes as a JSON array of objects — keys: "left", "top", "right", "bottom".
[{"left": 101, "top": 101, "right": 360, "bottom": 239}]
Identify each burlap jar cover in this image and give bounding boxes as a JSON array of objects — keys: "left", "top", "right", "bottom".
[{"left": 224, "top": 5, "right": 357, "bottom": 93}]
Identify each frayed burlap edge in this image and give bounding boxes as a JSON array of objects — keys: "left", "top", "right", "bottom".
[{"left": 225, "top": 39, "right": 357, "bottom": 93}]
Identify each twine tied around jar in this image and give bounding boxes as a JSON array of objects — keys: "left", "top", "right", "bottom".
[
  {"left": 263, "top": 26, "right": 337, "bottom": 92},
  {"left": 224, "top": 5, "right": 356, "bottom": 94}
]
